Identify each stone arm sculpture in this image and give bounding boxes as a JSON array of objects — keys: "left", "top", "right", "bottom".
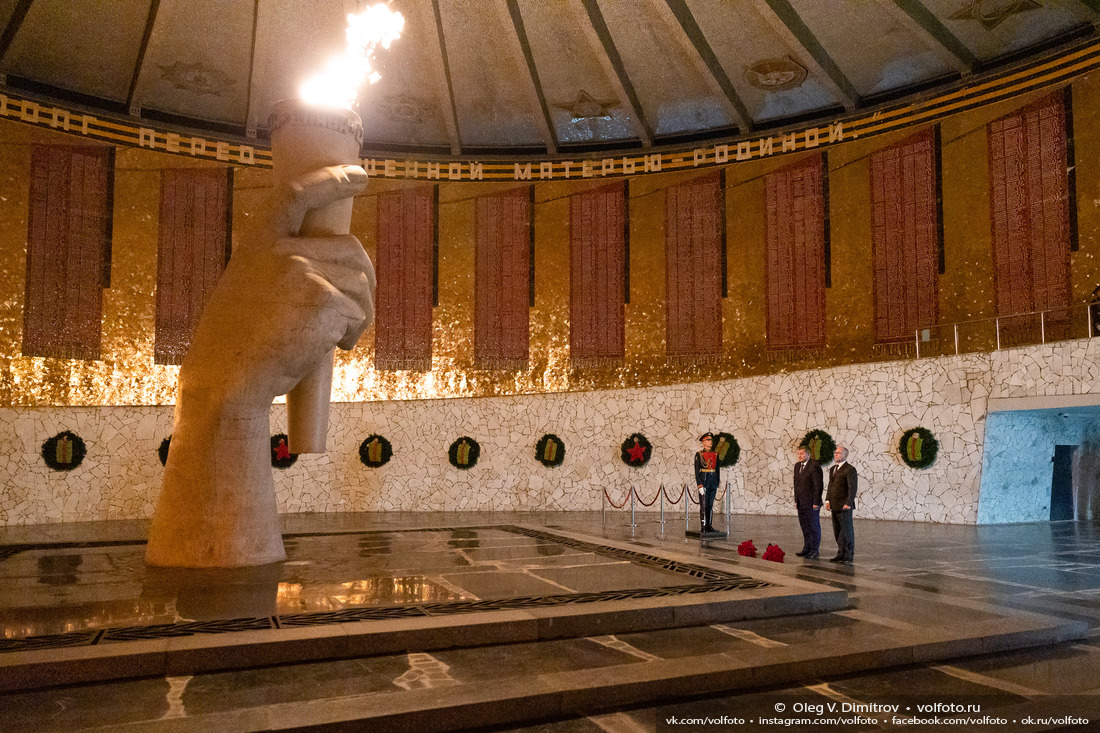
[{"left": 145, "top": 165, "right": 375, "bottom": 568}]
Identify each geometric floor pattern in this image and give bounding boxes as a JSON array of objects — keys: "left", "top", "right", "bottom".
[{"left": 0, "top": 524, "right": 773, "bottom": 652}]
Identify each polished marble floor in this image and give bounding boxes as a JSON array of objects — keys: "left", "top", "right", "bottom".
[
  {"left": 2, "top": 511, "right": 1099, "bottom": 732},
  {"left": 0, "top": 517, "right": 774, "bottom": 647},
  {"left": 0, "top": 524, "right": 731, "bottom": 640},
  {"left": 506, "top": 513, "right": 1100, "bottom": 732}
]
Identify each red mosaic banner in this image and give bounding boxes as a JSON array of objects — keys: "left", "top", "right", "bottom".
[
  {"left": 22, "top": 145, "right": 112, "bottom": 360},
  {"left": 665, "top": 172, "right": 722, "bottom": 359},
  {"left": 570, "top": 183, "right": 625, "bottom": 363},
  {"left": 871, "top": 129, "right": 939, "bottom": 344},
  {"left": 154, "top": 168, "right": 231, "bottom": 365},
  {"left": 375, "top": 184, "right": 435, "bottom": 371},
  {"left": 765, "top": 155, "right": 825, "bottom": 350},
  {"left": 475, "top": 188, "right": 530, "bottom": 368},
  {"left": 989, "top": 91, "right": 1070, "bottom": 319}
]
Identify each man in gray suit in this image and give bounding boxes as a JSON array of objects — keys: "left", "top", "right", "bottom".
[
  {"left": 793, "top": 447, "right": 823, "bottom": 559},
  {"left": 824, "top": 445, "right": 857, "bottom": 564}
]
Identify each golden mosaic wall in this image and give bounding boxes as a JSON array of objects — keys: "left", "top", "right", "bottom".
[{"left": 2, "top": 71, "right": 1100, "bottom": 407}]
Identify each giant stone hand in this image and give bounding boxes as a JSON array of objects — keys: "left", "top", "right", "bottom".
[{"left": 146, "top": 165, "right": 374, "bottom": 567}]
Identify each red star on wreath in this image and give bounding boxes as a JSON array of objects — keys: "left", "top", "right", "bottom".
[
  {"left": 627, "top": 439, "right": 647, "bottom": 463},
  {"left": 274, "top": 438, "right": 291, "bottom": 461}
]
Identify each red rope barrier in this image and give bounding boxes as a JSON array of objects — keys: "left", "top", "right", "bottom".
[
  {"left": 604, "top": 483, "right": 715, "bottom": 511},
  {"left": 603, "top": 487, "right": 630, "bottom": 509}
]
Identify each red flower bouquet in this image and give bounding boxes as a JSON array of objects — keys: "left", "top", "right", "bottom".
[
  {"left": 737, "top": 540, "right": 757, "bottom": 557},
  {"left": 762, "top": 544, "right": 785, "bottom": 563}
]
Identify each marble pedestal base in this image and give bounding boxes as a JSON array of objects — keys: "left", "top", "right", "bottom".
[{"left": 685, "top": 529, "right": 728, "bottom": 539}]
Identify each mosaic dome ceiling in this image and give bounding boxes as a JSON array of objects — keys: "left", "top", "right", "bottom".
[{"left": 0, "top": 0, "right": 1097, "bottom": 155}]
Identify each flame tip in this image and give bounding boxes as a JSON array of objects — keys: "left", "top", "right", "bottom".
[{"left": 299, "top": 4, "right": 404, "bottom": 108}]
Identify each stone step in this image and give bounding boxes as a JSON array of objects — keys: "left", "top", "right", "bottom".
[
  {"left": 0, "top": 578, "right": 845, "bottom": 692},
  {"left": 32, "top": 609, "right": 1085, "bottom": 733}
]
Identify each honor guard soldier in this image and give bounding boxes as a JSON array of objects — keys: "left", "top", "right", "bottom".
[{"left": 695, "top": 432, "right": 720, "bottom": 533}]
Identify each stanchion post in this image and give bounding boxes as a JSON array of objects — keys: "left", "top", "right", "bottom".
[
  {"left": 601, "top": 488, "right": 605, "bottom": 525},
  {"left": 630, "top": 486, "right": 636, "bottom": 529},
  {"left": 660, "top": 484, "right": 665, "bottom": 530},
  {"left": 684, "top": 483, "right": 689, "bottom": 532},
  {"left": 721, "top": 476, "right": 726, "bottom": 525},
  {"left": 725, "top": 480, "right": 732, "bottom": 533}
]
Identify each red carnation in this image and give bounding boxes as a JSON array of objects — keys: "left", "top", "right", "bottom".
[{"left": 737, "top": 539, "right": 757, "bottom": 558}]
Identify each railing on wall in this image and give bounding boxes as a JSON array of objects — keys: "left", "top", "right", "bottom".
[
  {"left": 602, "top": 482, "right": 732, "bottom": 534},
  {"left": 911, "top": 303, "right": 1098, "bottom": 359}
]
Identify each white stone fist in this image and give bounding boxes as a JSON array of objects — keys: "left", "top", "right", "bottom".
[
  {"left": 146, "top": 165, "right": 374, "bottom": 568},
  {"left": 182, "top": 165, "right": 375, "bottom": 407}
]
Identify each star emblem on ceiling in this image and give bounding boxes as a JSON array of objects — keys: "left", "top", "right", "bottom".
[
  {"left": 949, "top": 0, "right": 1042, "bottom": 31},
  {"left": 157, "top": 61, "right": 233, "bottom": 96},
  {"left": 376, "top": 95, "right": 435, "bottom": 124},
  {"left": 744, "top": 58, "right": 808, "bottom": 91},
  {"left": 556, "top": 90, "right": 618, "bottom": 122}
]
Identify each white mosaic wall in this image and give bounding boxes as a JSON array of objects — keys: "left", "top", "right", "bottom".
[{"left": 2, "top": 337, "right": 1098, "bottom": 526}]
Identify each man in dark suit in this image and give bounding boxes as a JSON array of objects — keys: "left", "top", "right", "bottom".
[
  {"left": 793, "top": 447, "right": 823, "bottom": 559},
  {"left": 824, "top": 445, "right": 857, "bottom": 563}
]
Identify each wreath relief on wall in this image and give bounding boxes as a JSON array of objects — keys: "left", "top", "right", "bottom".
[
  {"left": 535, "top": 434, "right": 566, "bottom": 468},
  {"left": 42, "top": 431, "right": 87, "bottom": 471},
  {"left": 271, "top": 434, "right": 299, "bottom": 469},
  {"left": 899, "top": 427, "right": 939, "bottom": 469},
  {"left": 620, "top": 433, "right": 652, "bottom": 467},
  {"left": 359, "top": 434, "right": 394, "bottom": 468},
  {"left": 714, "top": 432, "right": 740, "bottom": 468},
  {"left": 158, "top": 436, "right": 172, "bottom": 466},
  {"left": 449, "top": 436, "right": 480, "bottom": 469},
  {"left": 798, "top": 429, "right": 836, "bottom": 465}
]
